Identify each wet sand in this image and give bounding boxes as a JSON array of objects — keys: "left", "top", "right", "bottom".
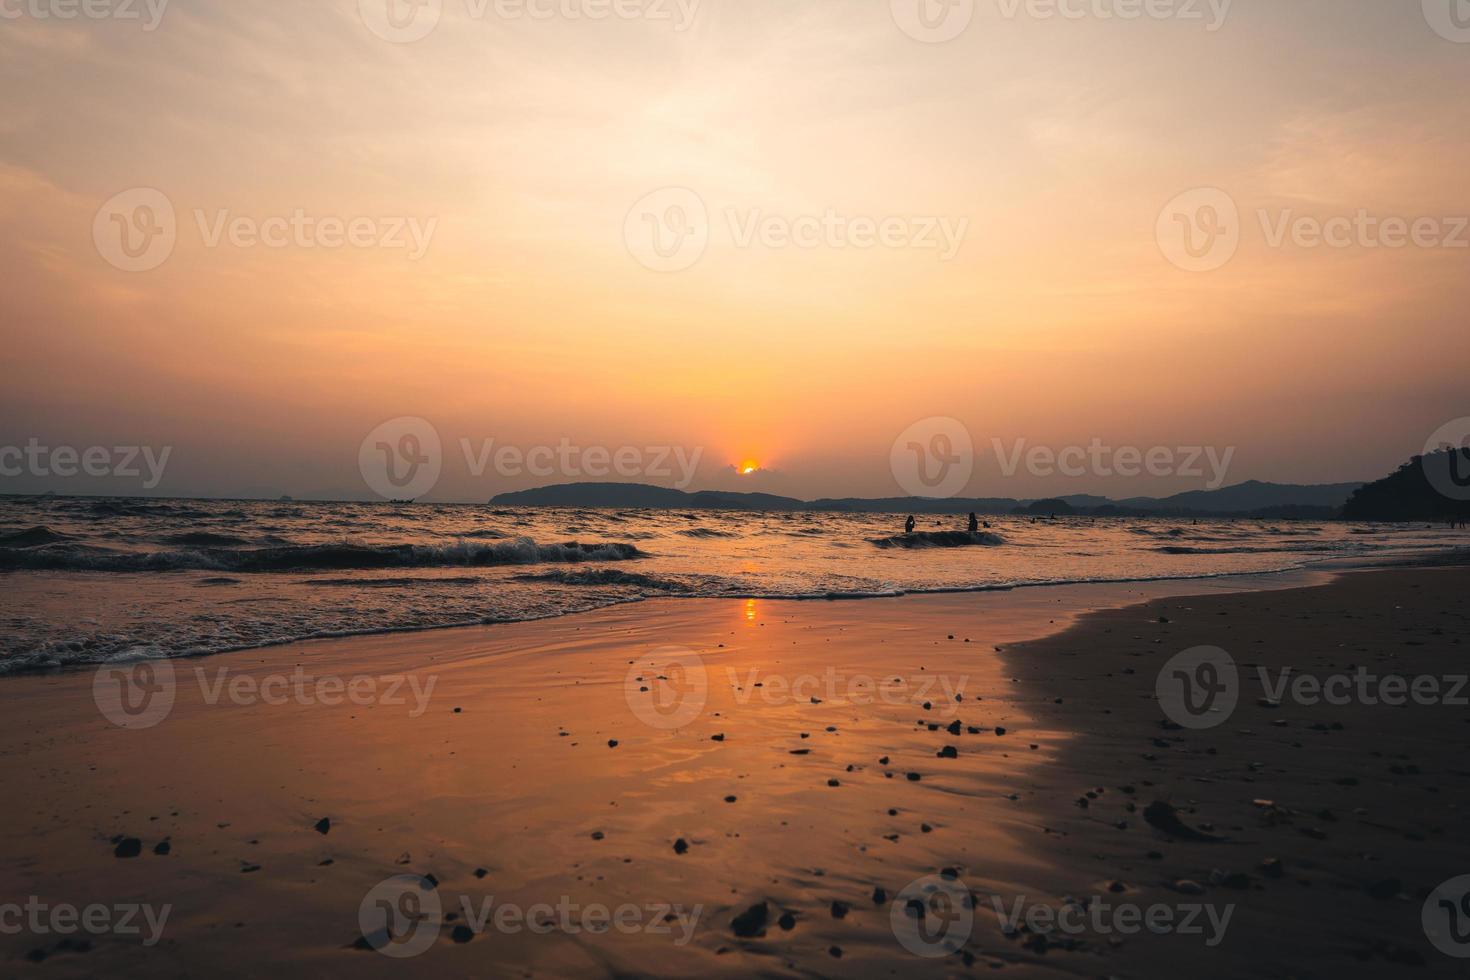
[{"left": 0, "top": 565, "right": 1466, "bottom": 977}]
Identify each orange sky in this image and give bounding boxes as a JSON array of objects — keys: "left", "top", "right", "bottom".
[{"left": 1, "top": 1, "right": 1467, "bottom": 501}]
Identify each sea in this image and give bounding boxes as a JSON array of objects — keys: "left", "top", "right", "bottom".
[{"left": 1, "top": 494, "right": 1465, "bottom": 674}]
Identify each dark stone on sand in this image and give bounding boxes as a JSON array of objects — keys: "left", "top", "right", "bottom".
[
  {"left": 474, "top": 868, "right": 489, "bottom": 878},
  {"left": 906, "top": 772, "right": 921, "bottom": 781},
  {"left": 1259, "top": 857, "right": 1283, "bottom": 878},
  {"left": 879, "top": 756, "right": 890, "bottom": 765},
  {"left": 591, "top": 831, "right": 605, "bottom": 840},
  {"left": 153, "top": 841, "right": 171, "bottom": 856},
  {"left": 829, "top": 945, "right": 843, "bottom": 958},
  {"left": 1143, "top": 802, "right": 1226, "bottom": 842},
  {"left": 828, "top": 779, "right": 841, "bottom": 787},
  {"left": 789, "top": 748, "right": 810, "bottom": 755},
  {"left": 778, "top": 911, "right": 796, "bottom": 931},
  {"left": 995, "top": 727, "right": 1006, "bottom": 736},
  {"left": 451, "top": 925, "right": 474, "bottom": 943},
  {"left": 731, "top": 901, "right": 768, "bottom": 938},
  {"left": 114, "top": 838, "right": 142, "bottom": 858},
  {"left": 674, "top": 838, "right": 689, "bottom": 854},
  {"left": 724, "top": 795, "right": 737, "bottom": 803},
  {"left": 314, "top": 817, "right": 331, "bottom": 835},
  {"left": 947, "top": 720, "right": 962, "bottom": 735},
  {"left": 241, "top": 863, "right": 261, "bottom": 873},
  {"left": 937, "top": 746, "right": 958, "bottom": 759},
  {"left": 873, "top": 886, "right": 888, "bottom": 905},
  {"left": 831, "top": 901, "right": 849, "bottom": 919}
]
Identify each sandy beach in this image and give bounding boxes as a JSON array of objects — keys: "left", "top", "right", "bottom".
[{"left": 2, "top": 562, "right": 1466, "bottom": 977}]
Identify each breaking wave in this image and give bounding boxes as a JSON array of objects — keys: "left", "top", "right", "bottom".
[{"left": 0, "top": 537, "right": 646, "bottom": 573}]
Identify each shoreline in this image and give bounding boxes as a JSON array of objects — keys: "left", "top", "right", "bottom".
[
  {"left": 11, "top": 546, "right": 1466, "bottom": 679},
  {"left": 1, "top": 563, "right": 1466, "bottom": 976}
]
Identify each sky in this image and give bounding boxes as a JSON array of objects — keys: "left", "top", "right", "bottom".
[{"left": 1, "top": 0, "right": 1468, "bottom": 502}]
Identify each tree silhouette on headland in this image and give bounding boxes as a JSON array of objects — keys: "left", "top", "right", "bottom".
[{"left": 1341, "top": 448, "right": 1470, "bottom": 523}]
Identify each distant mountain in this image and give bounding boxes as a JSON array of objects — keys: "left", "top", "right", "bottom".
[
  {"left": 491, "top": 479, "right": 1364, "bottom": 518},
  {"left": 1115, "top": 481, "right": 1363, "bottom": 514},
  {"left": 1341, "top": 450, "right": 1470, "bottom": 522}
]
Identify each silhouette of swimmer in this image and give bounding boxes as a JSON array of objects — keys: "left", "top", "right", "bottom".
[
  {"left": 968, "top": 512, "right": 979, "bottom": 534},
  {"left": 905, "top": 515, "right": 916, "bottom": 535}
]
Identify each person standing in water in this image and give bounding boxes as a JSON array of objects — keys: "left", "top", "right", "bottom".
[
  {"left": 968, "top": 512, "right": 979, "bottom": 534},
  {"left": 905, "top": 515, "right": 916, "bottom": 535}
]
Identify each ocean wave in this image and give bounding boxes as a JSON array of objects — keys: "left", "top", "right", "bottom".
[
  {"left": 513, "top": 568, "right": 692, "bottom": 592},
  {"left": 677, "top": 527, "right": 738, "bottom": 538},
  {"left": 1152, "top": 542, "right": 1353, "bottom": 556},
  {"left": 869, "top": 531, "right": 1006, "bottom": 550},
  {"left": 159, "top": 531, "right": 253, "bottom": 547},
  {"left": 0, "top": 537, "right": 646, "bottom": 573},
  {"left": 0, "top": 525, "right": 74, "bottom": 547}
]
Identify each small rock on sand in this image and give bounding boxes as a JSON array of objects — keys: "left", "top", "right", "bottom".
[{"left": 731, "top": 901, "right": 768, "bottom": 938}]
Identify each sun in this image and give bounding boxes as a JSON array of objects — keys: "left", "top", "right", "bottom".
[{"left": 737, "top": 459, "right": 760, "bottom": 475}]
